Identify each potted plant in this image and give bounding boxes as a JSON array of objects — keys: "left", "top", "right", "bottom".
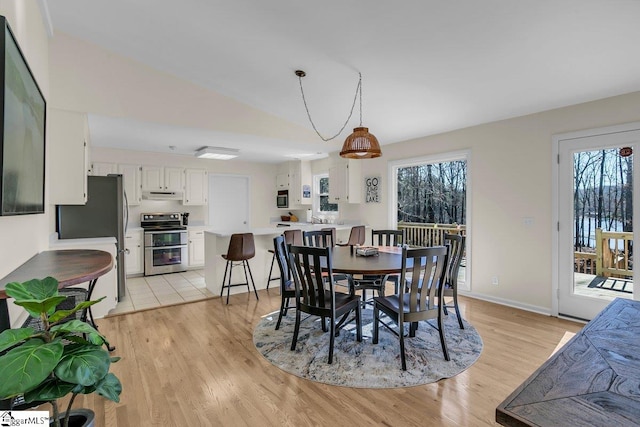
[{"left": 0, "top": 277, "right": 122, "bottom": 427}]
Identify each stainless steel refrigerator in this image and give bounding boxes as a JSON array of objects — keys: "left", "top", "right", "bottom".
[{"left": 56, "top": 175, "right": 128, "bottom": 301}]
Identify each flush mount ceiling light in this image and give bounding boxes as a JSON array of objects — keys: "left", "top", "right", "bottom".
[
  {"left": 295, "top": 69, "right": 381, "bottom": 159},
  {"left": 195, "top": 146, "right": 239, "bottom": 160}
]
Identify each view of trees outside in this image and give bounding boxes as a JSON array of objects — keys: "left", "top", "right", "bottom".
[
  {"left": 319, "top": 176, "right": 338, "bottom": 213},
  {"left": 573, "top": 148, "right": 633, "bottom": 251},
  {"left": 397, "top": 160, "right": 467, "bottom": 224}
]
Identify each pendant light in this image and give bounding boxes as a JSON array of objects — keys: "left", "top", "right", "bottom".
[{"left": 295, "top": 70, "right": 381, "bottom": 159}]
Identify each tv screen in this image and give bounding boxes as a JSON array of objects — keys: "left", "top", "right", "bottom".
[{"left": 0, "top": 16, "right": 46, "bottom": 215}]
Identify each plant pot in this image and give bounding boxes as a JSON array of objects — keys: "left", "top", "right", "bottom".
[{"left": 50, "top": 409, "right": 95, "bottom": 427}]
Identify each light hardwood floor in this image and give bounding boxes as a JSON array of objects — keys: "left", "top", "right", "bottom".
[{"left": 62, "top": 291, "right": 582, "bottom": 426}]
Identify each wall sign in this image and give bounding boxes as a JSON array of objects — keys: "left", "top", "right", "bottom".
[
  {"left": 302, "top": 184, "right": 311, "bottom": 199},
  {"left": 365, "top": 175, "right": 381, "bottom": 203}
]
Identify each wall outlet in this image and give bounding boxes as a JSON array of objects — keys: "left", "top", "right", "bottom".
[{"left": 491, "top": 276, "right": 499, "bottom": 285}]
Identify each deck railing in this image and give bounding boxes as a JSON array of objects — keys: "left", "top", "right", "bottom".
[
  {"left": 397, "top": 222, "right": 466, "bottom": 247},
  {"left": 574, "top": 229, "right": 633, "bottom": 279}
]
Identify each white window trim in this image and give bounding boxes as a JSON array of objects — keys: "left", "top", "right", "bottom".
[{"left": 313, "top": 173, "right": 338, "bottom": 216}]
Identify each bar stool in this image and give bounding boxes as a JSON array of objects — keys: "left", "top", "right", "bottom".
[
  {"left": 266, "top": 229, "right": 303, "bottom": 289},
  {"left": 221, "top": 233, "right": 258, "bottom": 304}
]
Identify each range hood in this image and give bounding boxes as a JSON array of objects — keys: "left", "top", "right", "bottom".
[{"left": 142, "top": 190, "right": 184, "bottom": 201}]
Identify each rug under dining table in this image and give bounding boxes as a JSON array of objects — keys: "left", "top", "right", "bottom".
[{"left": 253, "top": 307, "right": 483, "bottom": 388}]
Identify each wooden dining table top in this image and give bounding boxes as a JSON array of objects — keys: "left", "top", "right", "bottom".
[
  {"left": 0, "top": 249, "right": 114, "bottom": 299},
  {"left": 327, "top": 245, "right": 405, "bottom": 275}
]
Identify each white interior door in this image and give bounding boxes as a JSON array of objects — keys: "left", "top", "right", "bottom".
[
  {"left": 556, "top": 127, "right": 639, "bottom": 320},
  {"left": 208, "top": 175, "right": 250, "bottom": 230}
]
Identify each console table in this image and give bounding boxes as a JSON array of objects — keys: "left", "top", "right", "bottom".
[
  {"left": 496, "top": 298, "right": 640, "bottom": 426},
  {"left": 0, "top": 249, "right": 113, "bottom": 331}
]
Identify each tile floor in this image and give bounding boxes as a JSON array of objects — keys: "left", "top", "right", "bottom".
[{"left": 108, "top": 269, "right": 215, "bottom": 316}]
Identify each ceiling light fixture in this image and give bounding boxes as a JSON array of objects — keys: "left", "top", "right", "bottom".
[
  {"left": 195, "top": 146, "right": 239, "bottom": 160},
  {"left": 295, "top": 70, "right": 381, "bottom": 159}
]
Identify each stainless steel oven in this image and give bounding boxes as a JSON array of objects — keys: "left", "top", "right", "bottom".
[
  {"left": 277, "top": 190, "right": 288, "bottom": 208},
  {"left": 141, "top": 213, "right": 188, "bottom": 276}
]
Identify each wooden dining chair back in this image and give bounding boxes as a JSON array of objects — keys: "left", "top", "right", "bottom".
[
  {"left": 267, "top": 229, "right": 304, "bottom": 290},
  {"left": 220, "top": 233, "right": 259, "bottom": 304},
  {"left": 371, "top": 229, "right": 404, "bottom": 247},
  {"left": 372, "top": 245, "right": 450, "bottom": 370},
  {"left": 443, "top": 233, "right": 466, "bottom": 329},
  {"left": 288, "top": 244, "right": 362, "bottom": 364},
  {"left": 359, "top": 229, "right": 405, "bottom": 298},
  {"left": 272, "top": 235, "right": 296, "bottom": 330},
  {"left": 284, "top": 228, "right": 303, "bottom": 245},
  {"left": 303, "top": 229, "right": 334, "bottom": 248},
  {"left": 337, "top": 225, "right": 365, "bottom": 247}
]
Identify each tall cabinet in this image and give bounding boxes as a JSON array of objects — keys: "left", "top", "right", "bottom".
[
  {"left": 276, "top": 160, "right": 312, "bottom": 207},
  {"left": 49, "top": 109, "right": 90, "bottom": 205},
  {"left": 328, "top": 159, "right": 361, "bottom": 204}
]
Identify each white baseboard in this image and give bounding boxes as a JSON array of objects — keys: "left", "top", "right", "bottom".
[{"left": 460, "top": 291, "right": 552, "bottom": 316}]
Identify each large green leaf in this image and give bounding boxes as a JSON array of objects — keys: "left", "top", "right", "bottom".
[
  {"left": 95, "top": 373, "right": 122, "bottom": 403},
  {"left": 0, "top": 339, "right": 64, "bottom": 399},
  {"left": 0, "top": 328, "right": 35, "bottom": 353},
  {"left": 51, "top": 319, "right": 101, "bottom": 338},
  {"left": 23, "top": 378, "right": 75, "bottom": 403},
  {"left": 6, "top": 277, "right": 59, "bottom": 301},
  {"left": 48, "top": 298, "right": 104, "bottom": 323},
  {"left": 14, "top": 296, "right": 67, "bottom": 319},
  {"left": 55, "top": 345, "right": 111, "bottom": 387}
]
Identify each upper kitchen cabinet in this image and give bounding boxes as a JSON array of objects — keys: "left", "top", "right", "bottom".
[
  {"left": 141, "top": 166, "right": 183, "bottom": 192},
  {"left": 276, "top": 172, "right": 289, "bottom": 190},
  {"left": 277, "top": 160, "right": 312, "bottom": 206},
  {"left": 49, "top": 109, "right": 90, "bottom": 205},
  {"left": 184, "top": 169, "right": 208, "bottom": 206},
  {"left": 118, "top": 164, "right": 142, "bottom": 205},
  {"left": 90, "top": 162, "right": 117, "bottom": 176},
  {"left": 329, "top": 159, "right": 361, "bottom": 204}
]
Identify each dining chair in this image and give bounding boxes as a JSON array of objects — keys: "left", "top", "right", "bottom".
[
  {"left": 220, "top": 233, "right": 258, "bottom": 304},
  {"left": 356, "top": 229, "right": 406, "bottom": 301},
  {"left": 372, "top": 245, "right": 450, "bottom": 371},
  {"left": 266, "top": 229, "right": 303, "bottom": 289},
  {"left": 443, "top": 233, "right": 466, "bottom": 329},
  {"left": 272, "top": 235, "right": 296, "bottom": 330},
  {"left": 303, "top": 229, "right": 334, "bottom": 248},
  {"left": 336, "top": 225, "right": 365, "bottom": 247},
  {"left": 288, "top": 244, "right": 362, "bottom": 364}
]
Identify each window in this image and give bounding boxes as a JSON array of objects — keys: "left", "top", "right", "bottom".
[{"left": 314, "top": 174, "right": 338, "bottom": 215}]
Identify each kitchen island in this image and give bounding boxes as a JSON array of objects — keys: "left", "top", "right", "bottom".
[{"left": 204, "top": 223, "right": 361, "bottom": 298}]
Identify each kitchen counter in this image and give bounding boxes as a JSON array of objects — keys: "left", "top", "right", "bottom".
[{"left": 204, "top": 223, "right": 366, "bottom": 297}]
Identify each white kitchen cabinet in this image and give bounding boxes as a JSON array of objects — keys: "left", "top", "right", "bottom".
[
  {"left": 188, "top": 228, "right": 205, "bottom": 267},
  {"left": 118, "top": 164, "right": 142, "bottom": 205},
  {"left": 141, "top": 166, "right": 184, "bottom": 191},
  {"left": 329, "top": 159, "right": 361, "bottom": 203},
  {"left": 276, "top": 160, "right": 311, "bottom": 206},
  {"left": 184, "top": 169, "right": 208, "bottom": 205},
  {"left": 90, "top": 162, "right": 118, "bottom": 176},
  {"left": 289, "top": 160, "right": 311, "bottom": 206},
  {"left": 49, "top": 109, "right": 89, "bottom": 205},
  {"left": 276, "top": 172, "right": 289, "bottom": 190},
  {"left": 165, "top": 167, "right": 184, "bottom": 192},
  {"left": 125, "top": 230, "right": 143, "bottom": 275}
]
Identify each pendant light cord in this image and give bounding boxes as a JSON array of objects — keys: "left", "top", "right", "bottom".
[{"left": 297, "top": 72, "right": 362, "bottom": 142}]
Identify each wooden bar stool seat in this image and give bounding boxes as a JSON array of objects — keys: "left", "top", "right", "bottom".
[{"left": 221, "top": 233, "right": 258, "bottom": 304}]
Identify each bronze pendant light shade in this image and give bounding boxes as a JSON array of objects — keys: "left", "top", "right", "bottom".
[
  {"left": 296, "top": 70, "right": 382, "bottom": 159},
  {"left": 340, "top": 127, "right": 382, "bottom": 158}
]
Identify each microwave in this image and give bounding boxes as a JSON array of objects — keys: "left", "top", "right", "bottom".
[{"left": 277, "top": 190, "right": 289, "bottom": 208}]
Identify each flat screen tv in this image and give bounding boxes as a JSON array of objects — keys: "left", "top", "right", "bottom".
[{"left": 0, "top": 16, "right": 46, "bottom": 215}]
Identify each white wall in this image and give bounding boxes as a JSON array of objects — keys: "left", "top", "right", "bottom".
[
  {"left": 0, "top": 0, "right": 50, "bottom": 326},
  {"left": 318, "top": 91, "right": 640, "bottom": 313}
]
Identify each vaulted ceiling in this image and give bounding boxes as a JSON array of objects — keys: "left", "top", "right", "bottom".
[{"left": 46, "top": 0, "right": 640, "bottom": 162}]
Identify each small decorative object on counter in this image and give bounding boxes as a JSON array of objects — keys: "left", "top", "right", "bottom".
[{"left": 289, "top": 212, "right": 298, "bottom": 222}]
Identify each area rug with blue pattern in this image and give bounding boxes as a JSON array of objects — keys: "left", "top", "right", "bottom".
[{"left": 253, "top": 308, "right": 483, "bottom": 388}]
